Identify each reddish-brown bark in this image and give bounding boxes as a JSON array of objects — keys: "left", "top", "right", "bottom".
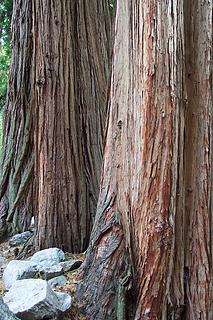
[
  {"left": 33, "top": 0, "right": 111, "bottom": 252},
  {"left": 77, "top": 1, "right": 213, "bottom": 319},
  {"left": 184, "top": 1, "right": 213, "bottom": 318}
]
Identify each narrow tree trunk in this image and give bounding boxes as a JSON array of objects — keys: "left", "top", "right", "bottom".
[
  {"left": 0, "top": 0, "right": 34, "bottom": 239},
  {"left": 77, "top": 1, "right": 213, "bottom": 319},
  {"left": 33, "top": 0, "right": 111, "bottom": 252}
]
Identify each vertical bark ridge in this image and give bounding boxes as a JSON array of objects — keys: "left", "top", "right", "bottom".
[
  {"left": 0, "top": 0, "right": 34, "bottom": 238},
  {"left": 184, "top": 1, "right": 213, "bottom": 319},
  {"left": 33, "top": 0, "right": 111, "bottom": 252}
]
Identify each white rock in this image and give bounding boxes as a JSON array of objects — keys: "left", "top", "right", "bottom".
[
  {"left": 31, "top": 248, "right": 65, "bottom": 268},
  {"left": 55, "top": 291, "right": 72, "bottom": 312},
  {"left": 3, "top": 279, "right": 72, "bottom": 320},
  {"left": 9, "top": 231, "right": 33, "bottom": 247},
  {"left": 0, "top": 256, "right": 8, "bottom": 272},
  {"left": 38, "top": 259, "right": 83, "bottom": 280},
  {"left": 48, "top": 275, "right": 67, "bottom": 288},
  {"left": 3, "top": 260, "right": 37, "bottom": 290},
  {"left": 39, "top": 264, "right": 64, "bottom": 280},
  {"left": 0, "top": 255, "right": 6, "bottom": 268},
  {"left": 0, "top": 298, "right": 20, "bottom": 320},
  {"left": 59, "top": 259, "right": 83, "bottom": 272}
]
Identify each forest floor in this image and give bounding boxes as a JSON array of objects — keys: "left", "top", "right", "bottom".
[{"left": 0, "top": 240, "right": 86, "bottom": 320}]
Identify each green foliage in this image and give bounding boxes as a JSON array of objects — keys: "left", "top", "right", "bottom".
[
  {"left": 0, "top": 0, "right": 12, "bottom": 110},
  {"left": 0, "top": 44, "right": 10, "bottom": 110},
  {"left": 109, "top": 0, "right": 115, "bottom": 16},
  {"left": 0, "top": 0, "right": 12, "bottom": 151},
  {"left": 0, "top": 0, "right": 13, "bottom": 43}
]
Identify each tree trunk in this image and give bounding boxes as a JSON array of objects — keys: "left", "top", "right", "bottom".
[
  {"left": 33, "top": 0, "right": 111, "bottom": 252},
  {"left": 0, "top": 0, "right": 34, "bottom": 239},
  {"left": 77, "top": 1, "right": 212, "bottom": 319},
  {"left": 183, "top": 1, "right": 213, "bottom": 318}
]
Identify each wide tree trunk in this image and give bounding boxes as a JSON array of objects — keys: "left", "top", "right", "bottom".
[
  {"left": 0, "top": 0, "right": 34, "bottom": 239},
  {"left": 33, "top": 0, "right": 111, "bottom": 252},
  {"left": 77, "top": 1, "right": 212, "bottom": 319}
]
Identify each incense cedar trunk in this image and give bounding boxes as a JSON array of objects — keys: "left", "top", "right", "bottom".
[
  {"left": 33, "top": 0, "right": 112, "bottom": 252},
  {"left": 0, "top": 0, "right": 34, "bottom": 238},
  {"left": 77, "top": 1, "right": 213, "bottom": 319}
]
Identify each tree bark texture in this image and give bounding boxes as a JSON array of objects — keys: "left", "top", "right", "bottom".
[
  {"left": 0, "top": 0, "right": 34, "bottom": 239},
  {"left": 77, "top": 1, "right": 213, "bottom": 319},
  {"left": 183, "top": 1, "right": 213, "bottom": 318},
  {"left": 33, "top": 0, "right": 111, "bottom": 252}
]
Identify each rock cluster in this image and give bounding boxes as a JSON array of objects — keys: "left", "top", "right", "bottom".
[{"left": 0, "top": 233, "right": 83, "bottom": 320}]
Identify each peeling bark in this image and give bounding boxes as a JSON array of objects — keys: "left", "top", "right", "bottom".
[
  {"left": 0, "top": 0, "right": 34, "bottom": 239},
  {"left": 183, "top": 1, "right": 213, "bottom": 319},
  {"left": 77, "top": 1, "right": 213, "bottom": 319},
  {"left": 33, "top": 0, "right": 111, "bottom": 252}
]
